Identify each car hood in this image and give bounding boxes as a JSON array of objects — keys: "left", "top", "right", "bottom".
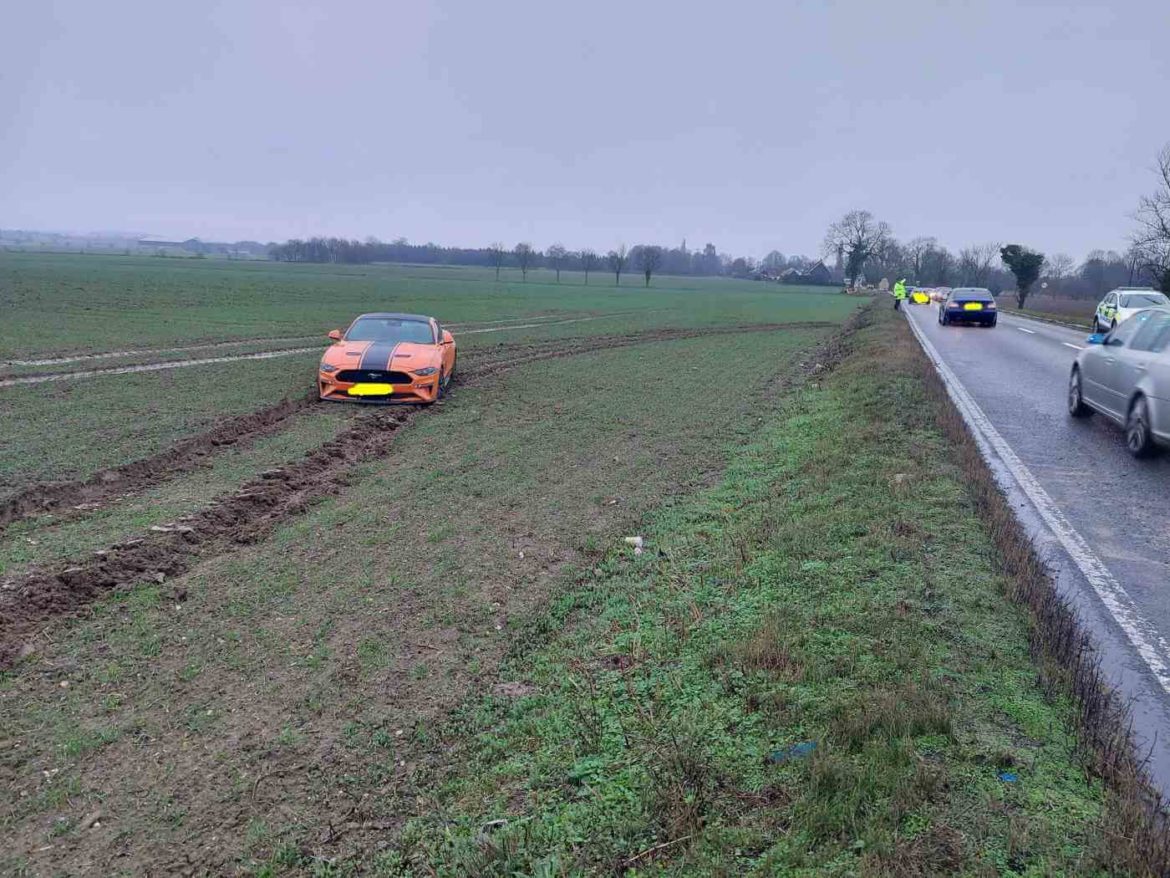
[{"left": 321, "top": 340, "right": 441, "bottom": 372}]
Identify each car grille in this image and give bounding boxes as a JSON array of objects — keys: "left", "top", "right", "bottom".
[{"left": 335, "top": 369, "right": 413, "bottom": 384}]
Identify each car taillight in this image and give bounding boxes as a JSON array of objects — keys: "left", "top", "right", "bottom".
[{"left": 986, "top": 302, "right": 996, "bottom": 309}]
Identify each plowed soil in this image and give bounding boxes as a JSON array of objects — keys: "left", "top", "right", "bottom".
[{"left": 0, "top": 322, "right": 825, "bottom": 667}]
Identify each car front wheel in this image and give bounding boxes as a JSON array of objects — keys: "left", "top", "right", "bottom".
[
  {"left": 1126, "top": 396, "right": 1158, "bottom": 457},
  {"left": 1068, "top": 368, "right": 1092, "bottom": 418}
]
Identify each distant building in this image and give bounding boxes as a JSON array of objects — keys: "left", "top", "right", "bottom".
[{"left": 780, "top": 261, "right": 833, "bottom": 286}]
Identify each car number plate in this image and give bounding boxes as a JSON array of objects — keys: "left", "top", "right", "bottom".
[
  {"left": 347, "top": 383, "right": 394, "bottom": 396},
  {"left": 963, "top": 302, "right": 983, "bottom": 311}
]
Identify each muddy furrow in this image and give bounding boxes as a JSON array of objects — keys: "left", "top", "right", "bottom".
[
  {"left": 2, "top": 322, "right": 826, "bottom": 533},
  {"left": 464, "top": 322, "right": 837, "bottom": 377},
  {"left": 0, "top": 409, "right": 414, "bottom": 667},
  {"left": 0, "top": 394, "right": 321, "bottom": 531},
  {"left": 0, "top": 320, "right": 827, "bottom": 665}
]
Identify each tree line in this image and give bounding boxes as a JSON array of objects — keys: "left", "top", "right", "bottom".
[
  {"left": 269, "top": 143, "right": 1170, "bottom": 299},
  {"left": 267, "top": 236, "right": 818, "bottom": 285},
  {"left": 822, "top": 142, "right": 1170, "bottom": 307}
]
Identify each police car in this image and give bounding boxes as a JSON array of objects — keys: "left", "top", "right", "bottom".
[{"left": 1092, "top": 288, "right": 1170, "bottom": 333}]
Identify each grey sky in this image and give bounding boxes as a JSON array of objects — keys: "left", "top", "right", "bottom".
[{"left": 2, "top": 0, "right": 1167, "bottom": 260}]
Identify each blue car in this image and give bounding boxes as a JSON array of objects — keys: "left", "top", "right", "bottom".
[{"left": 938, "top": 288, "right": 998, "bottom": 327}]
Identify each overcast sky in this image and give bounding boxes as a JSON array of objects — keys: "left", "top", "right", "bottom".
[{"left": 2, "top": 0, "right": 1167, "bottom": 260}]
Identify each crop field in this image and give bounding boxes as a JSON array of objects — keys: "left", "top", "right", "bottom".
[{"left": 0, "top": 253, "right": 1128, "bottom": 875}]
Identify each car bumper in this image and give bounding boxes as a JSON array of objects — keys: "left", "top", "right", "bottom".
[
  {"left": 318, "top": 376, "right": 441, "bottom": 404},
  {"left": 943, "top": 309, "right": 996, "bottom": 323}
]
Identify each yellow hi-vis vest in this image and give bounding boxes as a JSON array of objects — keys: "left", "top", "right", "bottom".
[{"left": 893, "top": 282, "right": 907, "bottom": 299}]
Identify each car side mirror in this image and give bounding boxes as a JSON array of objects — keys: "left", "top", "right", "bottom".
[
  {"left": 1086, "top": 333, "right": 1106, "bottom": 345},
  {"left": 441, "top": 329, "right": 454, "bottom": 345},
  {"left": 328, "top": 329, "right": 342, "bottom": 342}
]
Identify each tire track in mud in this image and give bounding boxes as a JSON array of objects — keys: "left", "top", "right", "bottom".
[
  {"left": 0, "top": 321, "right": 832, "bottom": 666},
  {"left": 0, "top": 394, "right": 320, "bottom": 530}
]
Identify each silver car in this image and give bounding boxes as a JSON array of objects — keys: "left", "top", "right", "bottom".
[{"left": 1068, "top": 307, "right": 1170, "bottom": 456}]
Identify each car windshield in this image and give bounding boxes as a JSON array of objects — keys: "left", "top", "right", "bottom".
[
  {"left": 1120, "top": 292, "right": 1170, "bottom": 308},
  {"left": 346, "top": 317, "right": 434, "bottom": 344}
]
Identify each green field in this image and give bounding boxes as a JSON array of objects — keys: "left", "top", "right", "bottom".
[
  {"left": 0, "top": 254, "right": 1139, "bottom": 875},
  {"left": 0, "top": 252, "right": 846, "bottom": 359}
]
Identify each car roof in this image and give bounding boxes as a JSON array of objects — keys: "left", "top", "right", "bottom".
[{"left": 353, "top": 312, "right": 434, "bottom": 322}]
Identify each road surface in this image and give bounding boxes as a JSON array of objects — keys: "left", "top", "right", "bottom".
[{"left": 903, "top": 302, "right": 1170, "bottom": 793}]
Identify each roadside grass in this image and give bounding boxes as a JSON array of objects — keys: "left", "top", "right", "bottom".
[
  {"left": 0, "top": 252, "right": 848, "bottom": 358},
  {"left": 0, "top": 404, "right": 360, "bottom": 576},
  {"left": 993, "top": 295, "right": 1094, "bottom": 328},
  {"left": 0, "top": 326, "right": 837, "bottom": 876},
  {"left": 370, "top": 306, "right": 1113, "bottom": 875}
]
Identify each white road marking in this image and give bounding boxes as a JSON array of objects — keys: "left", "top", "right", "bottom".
[
  {"left": 1, "top": 337, "right": 323, "bottom": 368},
  {"left": 1063, "top": 342, "right": 1084, "bottom": 350},
  {"left": 460, "top": 314, "right": 623, "bottom": 335},
  {"left": 0, "top": 347, "right": 323, "bottom": 388},
  {"left": 904, "top": 310, "right": 1170, "bottom": 696},
  {"left": 1017, "top": 327, "right": 1037, "bottom": 334}
]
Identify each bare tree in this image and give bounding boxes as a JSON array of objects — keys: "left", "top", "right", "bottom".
[
  {"left": 635, "top": 245, "right": 664, "bottom": 287},
  {"left": 904, "top": 236, "right": 938, "bottom": 281},
  {"left": 957, "top": 242, "right": 1000, "bottom": 286},
  {"left": 822, "top": 210, "right": 892, "bottom": 287},
  {"left": 866, "top": 238, "right": 906, "bottom": 287},
  {"left": 607, "top": 244, "right": 628, "bottom": 286},
  {"left": 1131, "top": 143, "right": 1170, "bottom": 293},
  {"left": 488, "top": 242, "right": 506, "bottom": 280},
  {"left": 580, "top": 248, "right": 597, "bottom": 285},
  {"left": 921, "top": 246, "right": 955, "bottom": 285},
  {"left": 514, "top": 242, "right": 534, "bottom": 281},
  {"left": 547, "top": 243, "right": 567, "bottom": 283},
  {"left": 1045, "top": 253, "right": 1076, "bottom": 289}
]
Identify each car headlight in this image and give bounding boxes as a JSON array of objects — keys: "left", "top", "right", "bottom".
[
  {"left": 320, "top": 364, "right": 338, "bottom": 373},
  {"left": 412, "top": 367, "right": 438, "bottom": 377}
]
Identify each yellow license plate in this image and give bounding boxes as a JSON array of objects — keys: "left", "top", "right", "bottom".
[
  {"left": 347, "top": 383, "right": 394, "bottom": 396},
  {"left": 963, "top": 302, "right": 983, "bottom": 311}
]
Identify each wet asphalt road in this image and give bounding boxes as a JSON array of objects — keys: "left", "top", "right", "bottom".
[{"left": 903, "top": 302, "right": 1170, "bottom": 791}]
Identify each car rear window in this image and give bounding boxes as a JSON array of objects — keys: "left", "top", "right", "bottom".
[{"left": 953, "top": 290, "right": 993, "bottom": 302}]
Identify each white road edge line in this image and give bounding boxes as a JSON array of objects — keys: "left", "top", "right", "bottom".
[
  {"left": 1063, "top": 342, "right": 1084, "bottom": 350},
  {"left": 1017, "top": 327, "right": 1037, "bottom": 334},
  {"left": 903, "top": 310, "right": 1170, "bottom": 695}
]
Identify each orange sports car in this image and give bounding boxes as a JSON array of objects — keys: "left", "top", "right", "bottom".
[{"left": 318, "top": 312, "right": 456, "bottom": 404}]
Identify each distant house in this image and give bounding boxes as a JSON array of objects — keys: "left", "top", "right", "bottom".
[{"left": 779, "top": 261, "right": 834, "bottom": 286}]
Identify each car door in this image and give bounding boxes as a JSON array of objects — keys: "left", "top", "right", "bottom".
[
  {"left": 1119, "top": 310, "right": 1170, "bottom": 407},
  {"left": 1146, "top": 326, "right": 1170, "bottom": 441},
  {"left": 434, "top": 320, "right": 454, "bottom": 374},
  {"left": 1097, "top": 293, "right": 1113, "bottom": 329},
  {"left": 1094, "top": 314, "right": 1148, "bottom": 418}
]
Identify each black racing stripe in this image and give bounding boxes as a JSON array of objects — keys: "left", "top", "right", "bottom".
[{"left": 357, "top": 341, "right": 399, "bottom": 372}]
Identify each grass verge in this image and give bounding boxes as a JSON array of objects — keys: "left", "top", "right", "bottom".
[{"left": 368, "top": 305, "right": 1143, "bottom": 875}]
